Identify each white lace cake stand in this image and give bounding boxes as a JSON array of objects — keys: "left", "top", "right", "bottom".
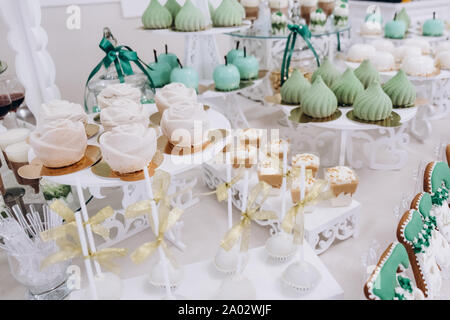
[
  {"left": 28, "top": 104, "right": 231, "bottom": 250},
  {"left": 138, "top": 22, "right": 251, "bottom": 82},
  {"left": 276, "top": 106, "right": 418, "bottom": 170},
  {"left": 70, "top": 244, "right": 344, "bottom": 300},
  {"left": 202, "top": 162, "right": 361, "bottom": 255}
]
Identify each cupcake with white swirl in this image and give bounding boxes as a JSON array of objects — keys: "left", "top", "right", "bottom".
[
  {"left": 97, "top": 83, "right": 142, "bottom": 110},
  {"left": 155, "top": 83, "right": 197, "bottom": 114},
  {"left": 39, "top": 99, "right": 88, "bottom": 125},
  {"left": 99, "top": 124, "right": 157, "bottom": 174},
  {"left": 160, "top": 101, "right": 210, "bottom": 148},
  {"left": 29, "top": 120, "right": 87, "bottom": 168},
  {"left": 100, "top": 100, "right": 149, "bottom": 131}
]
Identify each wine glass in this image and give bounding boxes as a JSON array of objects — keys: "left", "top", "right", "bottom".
[
  {"left": 5, "top": 76, "right": 25, "bottom": 127},
  {"left": 0, "top": 80, "right": 12, "bottom": 121}
]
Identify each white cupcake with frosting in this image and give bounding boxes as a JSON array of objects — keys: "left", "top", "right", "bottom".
[
  {"left": 39, "top": 99, "right": 88, "bottom": 125},
  {"left": 404, "top": 39, "right": 431, "bottom": 55},
  {"left": 97, "top": 83, "right": 141, "bottom": 110},
  {"left": 369, "top": 51, "right": 395, "bottom": 71},
  {"left": 393, "top": 45, "right": 422, "bottom": 63},
  {"left": 160, "top": 101, "right": 210, "bottom": 148},
  {"left": 99, "top": 124, "right": 157, "bottom": 174},
  {"left": 371, "top": 39, "right": 395, "bottom": 54},
  {"left": 100, "top": 100, "right": 149, "bottom": 131},
  {"left": 401, "top": 55, "right": 436, "bottom": 76},
  {"left": 154, "top": 83, "right": 197, "bottom": 114},
  {"left": 347, "top": 44, "right": 376, "bottom": 62},
  {"left": 29, "top": 119, "right": 87, "bottom": 168}
]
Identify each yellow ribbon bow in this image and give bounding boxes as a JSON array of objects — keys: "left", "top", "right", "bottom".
[
  {"left": 130, "top": 205, "right": 184, "bottom": 265},
  {"left": 221, "top": 182, "right": 278, "bottom": 252},
  {"left": 41, "top": 237, "right": 127, "bottom": 274},
  {"left": 40, "top": 200, "right": 114, "bottom": 242},
  {"left": 282, "top": 179, "right": 328, "bottom": 244},
  {"left": 203, "top": 168, "right": 244, "bottom": 202}
]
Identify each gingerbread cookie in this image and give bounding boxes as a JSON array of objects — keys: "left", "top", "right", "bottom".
[
  {"left": 446, "top": 145, "right": 450, "bottom": 167},
  {"left": 410, "top": 192, "right": 450, "bottom": 271},
  {"left": 397, "top": 209, "right": 443, "bottom": 298},
  {"left": 423, "top": 161, "right": 450, "bottom": 241},
  {"left": 364, "top": 242, "right": 424, "bottom": 300}
]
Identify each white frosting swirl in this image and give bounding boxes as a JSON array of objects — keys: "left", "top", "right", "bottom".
[
  {"left": 30, "top": 119, "right": 87, "bottom": 168},
  {"left": 97, "top": 83, "right": 141, "bottom": 110},
  {"left": 99, "top": 124, "right": 157, "bottom": 174},
  {"left": 160, "top": 101, "right": 210, "bottom": 148},
  {"left": 311, "top": 10, "right": 326, "bottom": 22},
  {"left": 347, "top": 44, "right": 376, "bottom": 62},
  {"left": 325, "top": 166, "right": 358, "bottom": 185},
  {"left": 401, "top": 55, "right": 436, "bottom": 76},
  {"left": 300, "top": 0, "right": 317, "bottom": 6},
  {"left": 334, "top": 4, "right": 348, "bottom": 16},
  {"left": 269, "top": 0, "right": 288, "bottom": 8},
  {"left": 241, "top": 0, "right": 260, "bottom": 7},
  {"left": 154, "top": 83, "right": 197, "bottom": 114},
  {"left": 100, "top": 101, "right": 149, "bottom": 131},
  {"left": 404, "top": 39, "right": 431, "bottom": 55},
  {"left": 39, "top": 99, "right": 88, "bottom": 125},
  {"left": 393, "top": 45, "right": 422, "bottom": 63}
]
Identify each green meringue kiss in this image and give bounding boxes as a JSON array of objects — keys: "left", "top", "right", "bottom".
[
  {"left": 353, "top": 81, "right": 393, "bottom": 121},
  {"left": 301, "top": 76, "right": 338, "bottom": 118},
  {"left": 280, "top": 69, "right": 311, "bottom": 105},
  {"left": 331, "top": 68, "right": 364, "bottom": 106},
  {"left": 311, "top": 57, "right": 340, "bottom": 87},
  {"left": 175, "top": 0, "right": 207, "bottom": 32},
  {"left": 382, "top": 69, "right": 416, "bottom": 108},
  {"left": 165, "top": 0, "right": 181, "bottom": 20},
  {"left": 354, "top": 59, "right": 380, "bottom": 89},
  {"left": 213, "top": 0, "right": 243, "bottom": 27},
  {"left": 142, "top": 0, "right": 173, "bottom": 29}
]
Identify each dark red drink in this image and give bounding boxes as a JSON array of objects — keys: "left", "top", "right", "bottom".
[
  {"left": 10, "top": 92, "right": 24, "bottom": 112},
  {"left": 0, "top": 94, "right": 11, "bottom": 118}
]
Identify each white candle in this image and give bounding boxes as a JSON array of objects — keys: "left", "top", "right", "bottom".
[
  {"left": 236, "top": 170, "right": 249, "bottom": 274},
  {"left": 226, "top": 152, "right": 232, "bottom": 229}
]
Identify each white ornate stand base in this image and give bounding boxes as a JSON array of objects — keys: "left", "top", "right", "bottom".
[
  {"left": 70, "top": 244, "right": 344, "bottom": 300},
  {"left": 202, "top": 162, "right": 361, "bottom": 254}
]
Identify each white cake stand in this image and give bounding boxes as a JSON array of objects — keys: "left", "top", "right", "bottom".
[
  {"left": 138, "top": 22, "right": 251, "bottom": 82},
  {"left": 276, "top": 105, "right": 418, "bottom": 170}
]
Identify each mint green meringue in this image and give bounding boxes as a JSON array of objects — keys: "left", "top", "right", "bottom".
[
  {"left": 280, "top": 69, "right": 311, "bottom": 105},
  {"left": 331, "top": 68, "right": 364, "bottom": 106},
  {"left": 301, "top": 76, "right": 338, "bottom": 118},
  {"left": 175, "top": 0, "right": 207, "bottom": 32},
  {"left": 311, "top": 57, "right": 341, "bottom": 88},
  {"left": 212, "top": 0, "right": 243, "bottom": 27},
  {"left": 353, "top": 81, "right": 393, "bottom": 121},
  {"left": 142, "top": 0, "right": 172, "bottom": 29}
]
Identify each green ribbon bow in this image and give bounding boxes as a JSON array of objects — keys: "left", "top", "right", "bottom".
[
  {"left": 280, "top": 24, "right": 320, "bottom": 87},
  {"left": 85, "top": 37, "right": 156, "bottom": 111}
]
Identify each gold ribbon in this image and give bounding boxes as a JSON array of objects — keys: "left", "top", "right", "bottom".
[
  {"left": 40, "top": 200, "right": 114, "bottom": 241},
  {"left": 130, "top": 206, "right": 184, "bottom": 266},
  {"left": 202, "top": 168, "right": 244, "bottom": 202},
  {"left": 41, "top": 238, "right": 127, "bottom": 274},
  {"left": 282, "top": 179, "right": 328, "bottom": 244},
  {"left": 221, "top": 182, "right": 278, "bottom": 252}
]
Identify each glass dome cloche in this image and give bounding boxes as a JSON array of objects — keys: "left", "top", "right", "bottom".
[{"left": 84, "top": 27, "right": 154, "bottom": 114}]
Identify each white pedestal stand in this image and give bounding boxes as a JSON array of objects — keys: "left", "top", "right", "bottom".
[{"left": 279, "top": 106, "right": 418, "bottom": 170}]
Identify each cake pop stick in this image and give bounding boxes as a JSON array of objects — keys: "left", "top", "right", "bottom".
[
  {"left": 280, "top": 143, "right": 288, "bottom": 221},
  {"left": 226, "top": 152, "right": 233, "bottom": 229},
  {"left": 76, "top": 177, "right": 102, "bottom": 276},
  {"left": 298, "top": 164, "right": 306, "bottom": 262},
  {"left": 72, "top": 206, "right": 98, "bottom": 300},
  {"left": 143, "top": 167, "right": 174, "bottom": 299},
  {"left": 236, "top": 170, "right": 249, "bottom": 274}
]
